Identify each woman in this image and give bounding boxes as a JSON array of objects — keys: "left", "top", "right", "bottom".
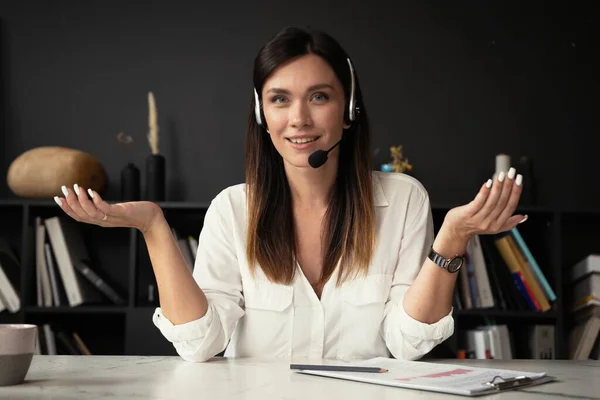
[{"left": 53, "top": 27, "right": 525, "bottom": 362}]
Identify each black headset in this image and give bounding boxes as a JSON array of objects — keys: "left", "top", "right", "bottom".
[{"left": 253, "top": 58, "right": 360, "bottom": 128}]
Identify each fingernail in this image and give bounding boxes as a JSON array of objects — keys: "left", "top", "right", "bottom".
[
  {"left": 74, "top": 183, "right": 80, "bottom": 195},
  {"left": 507, "top": 167, "right": 516, "bottom": 180},
  {"left": 519, "top": 215, "right": 528, "bottom": 224},
  {"left": 87, "top": 188, "right": 95, "bottom": 199},
  {"left": 516, "top": 174, "right": 523, "bottom": 186},
  {"left": 61, "top": 185, "right": 68, "bottom": 197},
  {"left": 498, "top": 171, "right": 505, "bottom": 182},
  {"left": 54, "top": 196, "right": 62, "bottom": 206},
  {"left": 485, "top": 179, "right": 492, "bottom": 188}
]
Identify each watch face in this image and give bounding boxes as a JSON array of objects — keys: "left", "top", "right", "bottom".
[{"left": 447, "top": 257, "right": 463, "bottom": 273}]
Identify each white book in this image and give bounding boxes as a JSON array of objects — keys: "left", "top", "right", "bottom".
[
  {"left": 43, "top": 324, "right": 56, "bottom": 355},
  {"left": 476, "top": 325, "right": 504, "bottom": 359},
  {"left": 571, "top": 255, "right": 600, "bottom": 282},
  {"left": 36, "top": 244, "right": 42, "bottom": 307},
  {"left": 0, "top": 262, "right": 20, "bottom": 313},
  {"left": 45, "top": 243, "right": 61, "bottom": 306},
  {"left": 473, "top": 330, "right": 491, "bottom": 359},
  {"left": 497, "top": 325, "right": 513, "bottom": 359},
  {"left": 36, "top": 217, "right": 53, "bottom": 307},
  {"left": 468, "top": 236, "right": 495, "bottom": 308},
  {"left": 491, "top": 326, "right": 504, "bottom": 359},
  {"left": 44, "top": 217, "right": 102, "bottom": 307}
]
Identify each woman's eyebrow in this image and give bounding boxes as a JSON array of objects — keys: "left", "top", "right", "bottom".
[{"left": 265, "top": 83, "right": 335, "bottom": 95}]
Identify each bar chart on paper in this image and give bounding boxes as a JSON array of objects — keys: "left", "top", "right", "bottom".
[{"left": 294, "top": 357, "right": 552, "bottom": 396}]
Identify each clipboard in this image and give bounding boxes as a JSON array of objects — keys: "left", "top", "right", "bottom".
[
  {"left": 292, "top": 357, "right": 557, "bottom": 396},
  {"left": 480, "top": 375, "right": 557, "bottom": 394}
]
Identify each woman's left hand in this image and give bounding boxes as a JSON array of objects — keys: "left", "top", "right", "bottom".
[{"left": 441, "top": 167, "right": 526, "bottom": 244}]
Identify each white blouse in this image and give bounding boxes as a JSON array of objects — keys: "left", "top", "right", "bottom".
[{"left": 152, "top": 171, "right": 454, "bottom": 362}]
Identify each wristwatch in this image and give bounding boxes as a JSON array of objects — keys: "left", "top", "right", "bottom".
[{"left": 428, "top": 247, "right": 465, "bottom": 273}]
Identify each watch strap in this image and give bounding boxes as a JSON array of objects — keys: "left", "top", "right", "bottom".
[
  {"left": 428, "top": 247, "right": 464, "bottom": 273},
  {"left": 428, "top": 249, "right": 448, "bottom": 269}
]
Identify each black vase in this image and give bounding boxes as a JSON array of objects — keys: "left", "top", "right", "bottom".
[
  {"left": 120, "top": 163, "right": 140, "bottom": 201},
  {"left": 145, "top": 154, "right": 166, "bottom": 201},
  {"left": 518, "top": 156, "right": 537, "bottom": 205}
]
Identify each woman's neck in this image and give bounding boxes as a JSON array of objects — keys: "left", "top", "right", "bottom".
[{"left": 284, "top": 158, "right": 338, "bottom": 211}]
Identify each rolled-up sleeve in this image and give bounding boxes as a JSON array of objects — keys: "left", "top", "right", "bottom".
[
  {"left": 382, "top": 193, "right": 455, "bottom": 360},
  {"left": 152, "top": 190, "right": 245, "bottom": 362}
]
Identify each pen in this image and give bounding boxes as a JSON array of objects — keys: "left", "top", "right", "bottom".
[{"left": 290, "top": 364, "right": 388, "bottom": 373}]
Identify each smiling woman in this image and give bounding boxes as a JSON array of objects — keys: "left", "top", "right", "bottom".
[
  {"left": 245, "top": 28, "right": 375, "bottom": 292},
  {"left": 52, "top": 26, "right": 525, "bottom": 364}
]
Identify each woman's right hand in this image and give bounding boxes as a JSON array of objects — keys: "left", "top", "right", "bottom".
[{"left": 54, "top": 184, "right": 164, "bottom": 234}]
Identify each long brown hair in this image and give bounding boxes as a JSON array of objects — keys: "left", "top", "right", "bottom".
[{"left": 245, "top": 27, "right": 375, "bottom": 287}]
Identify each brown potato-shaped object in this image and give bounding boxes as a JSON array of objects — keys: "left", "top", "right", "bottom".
[{"left": 7, "top": 146, "right": 107, "bottom": 199}]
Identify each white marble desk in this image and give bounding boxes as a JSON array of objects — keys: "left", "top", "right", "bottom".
[{"left": 1, "top": 356, "right": 599, "bottom": 399}]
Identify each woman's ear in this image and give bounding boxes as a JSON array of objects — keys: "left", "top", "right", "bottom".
[{"left": 343, "top": 122, "right": 351, "bottom": 130}]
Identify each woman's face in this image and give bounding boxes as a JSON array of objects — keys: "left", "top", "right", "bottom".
[{"left": 261, "top": 54, "right": 349, "bottom": 169}]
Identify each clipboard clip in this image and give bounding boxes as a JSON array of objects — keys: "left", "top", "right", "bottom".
[{"left": 484, "top": 375, "right": 533, "bottom": 390}]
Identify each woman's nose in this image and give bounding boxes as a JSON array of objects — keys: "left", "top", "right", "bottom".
[{"left": 289, "top": 102, "right": 312, "bottom": 128}]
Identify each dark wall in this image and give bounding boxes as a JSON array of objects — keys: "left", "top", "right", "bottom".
[{"left": 0, "top": 1, "right": 597, "bottom": 208}]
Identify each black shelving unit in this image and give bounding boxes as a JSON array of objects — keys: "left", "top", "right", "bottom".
[{"left": 1, "top": 199, "right": 599, "bottom": 359}]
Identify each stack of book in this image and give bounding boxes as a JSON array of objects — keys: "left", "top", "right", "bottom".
[
  {"left": 458, "top": 324, "right": 554, "bottom": 360},
  {"left": 454, "top": 227, "right": 556, "bottom": 312},
  {"left": 33, "top": 216, "right": 125, "bottom": 308},
  {"left": 568, "top": 255, "right": 600, "bottom": 360},
  {"left": 33, "top": 324, "right": 92, "bottom": 356}
]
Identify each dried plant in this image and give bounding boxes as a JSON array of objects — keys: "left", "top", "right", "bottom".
[
  {"left": 389, "top": 145, "right": 413, "bottom": 173},
  {"left": 147, "top": 91, "right": 160, "bottom": 155}
]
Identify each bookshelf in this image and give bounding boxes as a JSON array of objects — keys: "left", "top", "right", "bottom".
[{"left": 1, "top": 199, "right": 599, "bottom": 359}]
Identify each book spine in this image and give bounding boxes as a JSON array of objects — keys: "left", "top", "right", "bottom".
[
  {"left": 510, "top": 228, "right": 557, "bottom": 302},
  {"left": 506, "top": 236, "right": 550, "bottom": 311},
  {"left": 511, "top": 271, "right": 537, "bottom": 311},
  {"left": 75, "top": 263, "right": 125, "bottom": 305}
]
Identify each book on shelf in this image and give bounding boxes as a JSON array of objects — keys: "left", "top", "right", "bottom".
[
  {"left": 0, "top": 237, "right": 21, "bottom": 313},
  {"left": 494, "top": 234, "right": 551, "bottom": 312},
  {"left": 528, "top": 325, "right": 555, "bottom": 359},
  {"left": 479, "top": 235, "right": 528, "bottom": 311},
  {"left": 570, "top": 254, "right": 600, "bottom": 283},
  {"left": 459, "top": 325, "right": 513, "bottom": 360},
  {"left": 74, "top": 261, "right": 125, "bottom": 305},
  {"left": 569, "top": 314, "right": 600, "bottom": 360},
  {"left": 35, "top": 215, "right": 125, "bottom": 307},
  {"left": 454, "top": 231, "right": 554, "bottom": 313},
  {"left": 44, "top": 216, "right": 103, "bottom": 307},
  {"left": 171, "top": 228, "right": 198, "bottom": 272},
  {"left": 505, "top": 235, "right": 551, "bottom": 311},
  {"left": 570, "top": 255, "right": 600, "bottom": 312},
  {"left": 44, "top": 242, "right": 70, "bottom": 306},
  {"left": 459, "top": 324, "right": 554, "bottom": 360},
  {"left": 35, "top": 217, "right": 53, "bottom": 307},
  {"left": 467, "top": 236, "right": 495, "bottom": 308},
  {"left": 572, "top": 274, "right": 600, "bottom": 310},
  {"left": 36, "top": 324, "right": 92, "bottom": 356},
  {"left": 510, "top": 228, "right": 557, "bottom": 302}
]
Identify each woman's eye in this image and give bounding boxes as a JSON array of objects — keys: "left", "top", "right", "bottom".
[
  {"left": 270, "top": 96, "right": 287, "bottom": 104},
  {"left": 312, "top": 93, "right": 329, "bottom": 102}
]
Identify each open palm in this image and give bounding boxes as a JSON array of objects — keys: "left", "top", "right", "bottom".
[
  {"left": 443, "top": 168, "right": 527, "bottom": 241},
  {"left": 54, "top": 184, "right": 163, "bottom": 233}
]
